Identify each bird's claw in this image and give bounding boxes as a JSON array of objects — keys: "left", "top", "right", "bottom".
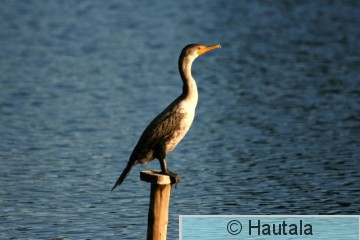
[{"left": 163, "top": 170, "right": 180, "bottom": 188}]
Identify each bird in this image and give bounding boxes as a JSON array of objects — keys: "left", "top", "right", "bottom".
[{"left": 111, "top": 44, "right": 221, "bottom": 191}]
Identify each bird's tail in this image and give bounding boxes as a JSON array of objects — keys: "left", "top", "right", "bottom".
[{"left": 111, "top": 162, "right": 133, "bottom": 191}]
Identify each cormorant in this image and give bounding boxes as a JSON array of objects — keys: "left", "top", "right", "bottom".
[{"left": 111, "top": 44, "right": 221, "bottom": 191}]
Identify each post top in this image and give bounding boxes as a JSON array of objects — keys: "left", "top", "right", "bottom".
[{"left": 140, "top": 170, "right": 174, "bottom": 185}]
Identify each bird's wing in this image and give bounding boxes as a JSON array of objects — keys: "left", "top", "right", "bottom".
[{"left": 130, "top": 104, "right": 184, "bottom": 163}]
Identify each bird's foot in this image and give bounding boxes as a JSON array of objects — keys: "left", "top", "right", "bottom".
[{"left": 162, "top": 170, "right": 180, "bottom": 188}]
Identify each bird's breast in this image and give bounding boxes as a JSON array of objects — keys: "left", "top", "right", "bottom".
[{"left": 165, "top": 102, "right": 196, "bottom": 153}]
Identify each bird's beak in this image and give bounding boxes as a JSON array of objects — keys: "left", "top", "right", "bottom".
[{"left": 197, "top": 44, "right": 221, "bottom": 56}]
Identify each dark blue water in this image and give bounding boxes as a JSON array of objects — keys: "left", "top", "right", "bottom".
[{"left": 1, "top": 0, "right": 359, "bottom": 239}]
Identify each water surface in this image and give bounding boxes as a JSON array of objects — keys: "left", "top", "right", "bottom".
[{"left": 1, "top": 1, "right": 359, "bottom": 239}]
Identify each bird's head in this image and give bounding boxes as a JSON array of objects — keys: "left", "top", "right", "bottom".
[{"left": 181, "top": 44, "right": 221, "bottom": 60}]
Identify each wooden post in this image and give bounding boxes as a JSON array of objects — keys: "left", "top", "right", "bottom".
[{"left": 140, "top": 170, "right": 177, "bottom": 240}]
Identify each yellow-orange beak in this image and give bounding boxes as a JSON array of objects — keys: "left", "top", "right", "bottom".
[{"left": 197, "top": 44, "right": 221, "bottom": 56}]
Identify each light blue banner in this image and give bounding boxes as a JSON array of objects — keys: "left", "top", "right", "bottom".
[{"left": 180, "top": 215, "right": 359, "bottom": 240}]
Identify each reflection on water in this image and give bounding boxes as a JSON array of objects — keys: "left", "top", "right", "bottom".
[{"left": 1, "top": 0, "right": 359, "bottom": 239}]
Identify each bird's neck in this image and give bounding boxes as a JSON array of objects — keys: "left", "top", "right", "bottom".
[{"left": 179, "top": 57, "right": 198, "bottom": 105}]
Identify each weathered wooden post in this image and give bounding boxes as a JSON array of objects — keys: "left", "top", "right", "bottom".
[{"left": 140, "top": 170, "right": 177, "bottom": 240}]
